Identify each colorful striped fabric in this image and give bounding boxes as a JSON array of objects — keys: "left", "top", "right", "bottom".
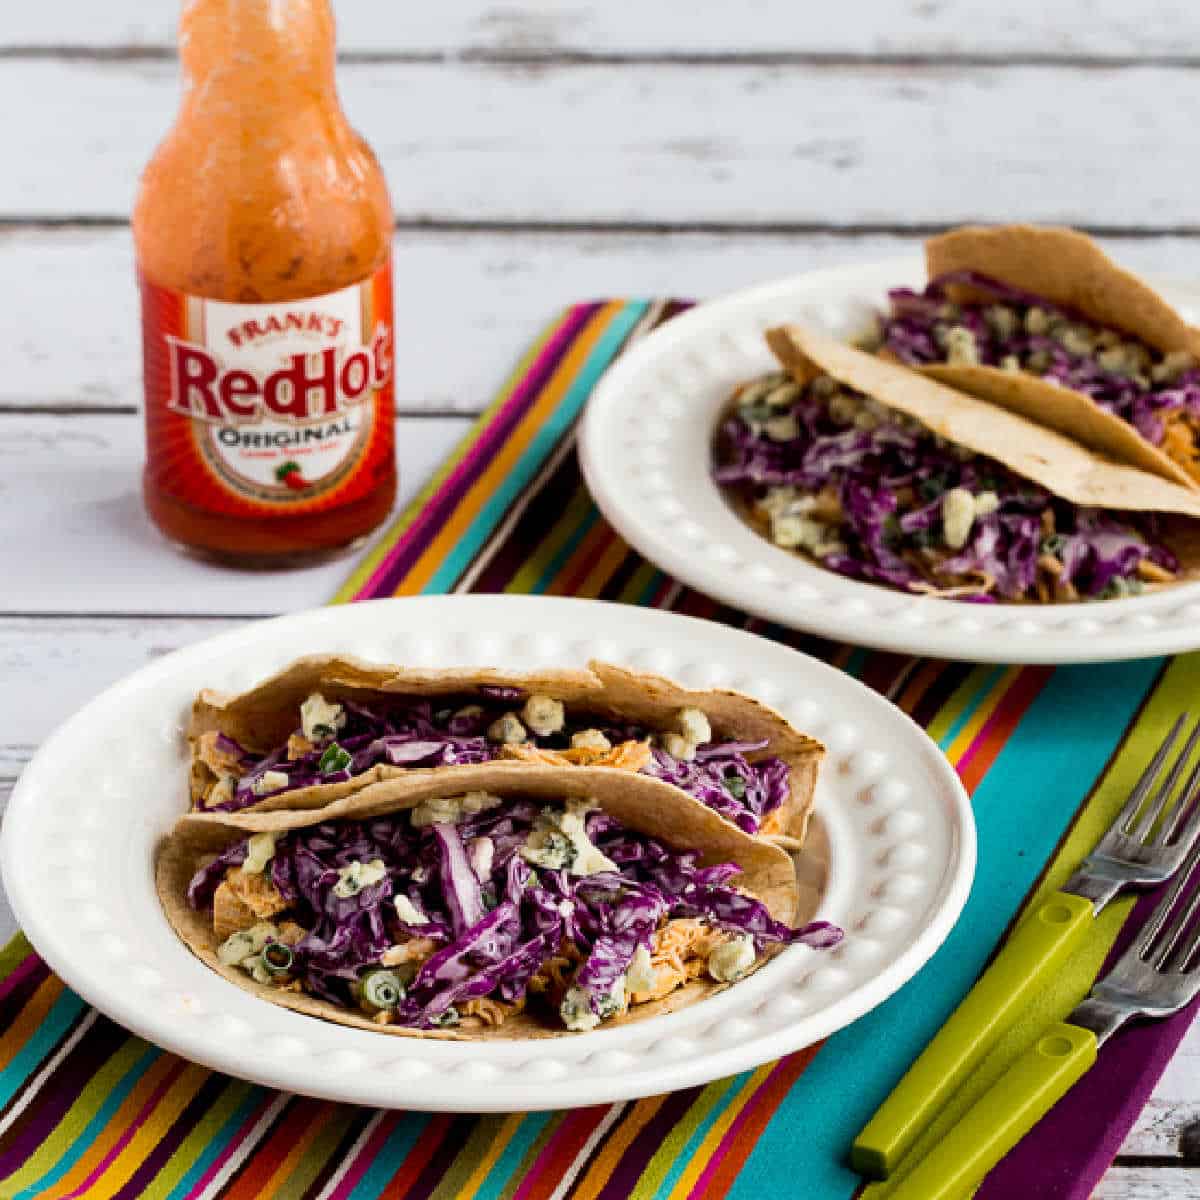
[{"left": 2, "top": 300, "right": 1198, "bottom": 1199}]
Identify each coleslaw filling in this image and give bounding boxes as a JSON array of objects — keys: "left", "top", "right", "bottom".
[
  {"left": 187, "top": 793, "right": 841, "bottom": 1032},
  {"left": 877, "top": 269, "right": 1200, "bottom": 469},
  {"left": 197, "top": 692, "right": 792, "bottom": 832},
  {"left": 713, "top": 370, "right": 1178, "bottom": 603}
]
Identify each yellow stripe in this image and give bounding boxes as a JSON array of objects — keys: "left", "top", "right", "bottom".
[
  {"left": 925, "top": 665, "right": 994, "bottom": 745},
  {"left": 570, "top": 1095, "right": 669, "bottom": 1200},
  {"left": 137, "top": 1080, "right": 255, "bottom": 1200},
  {"left": 394, "top": 302, "right": 624, "bottom": 596},
  {"left": 453, "top": 1112, "right": 527, "bottom": 1200},
  {"left": 567, "top": 532, "right": 631, "bottom": 600},
  {"left": 503, "top": 486, "right": 596, "bottom": 594},
  {"left": 0, "top": 975, "right": 63, "bottom": 1071},
  {"left": 332, "top": 323, "right": 554, "bottom": 603},
  {"left": 80, "top": 1063, "right": 210, "bottom": 1200},
  {"left": 944, "top": 667, "right": 1021, "bottom": 762},
  {"left": 659, "top": 1066, "right": 774, "bottom": 1200},
  {"left": 617, "top": 561, "right": 661, "bottom": 605}
]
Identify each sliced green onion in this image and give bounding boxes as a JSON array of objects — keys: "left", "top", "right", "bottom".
[
  {"left": 431, "top": 1006, "right": 460, "bottom": 1028},
  {"left": 319, "top": 743, "right": 352, "bottom": 774},
  {"left": 261, "top": 941, "right": 294, "bottom": 977},
  {"left": 359, "top": 969, "right": 405, "bottom": 1013},
  {"left": 724, "top": 773, "right": 747, "bottom": 801}
]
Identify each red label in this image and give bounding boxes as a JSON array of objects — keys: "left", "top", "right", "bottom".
[{"left": 140, "top": 260, "right": 395, "bottom": 517}]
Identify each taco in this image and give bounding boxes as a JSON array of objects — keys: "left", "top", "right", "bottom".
[
  {"left": 874, "top": 224, "right": 1200, "bottom": 489},
  {"left": 712, "top": 326, "right": 1200, "bottom": 603},
  {"left": 187, "top": 658, "right": 822, "bottom": 843},
  {"left": 157, "top": 766, "right": 840, "bottom": 1039}
]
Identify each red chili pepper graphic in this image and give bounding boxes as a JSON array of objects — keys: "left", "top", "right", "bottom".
[{"left": 275, "top": 461, "right": 311, "bottom": 491}]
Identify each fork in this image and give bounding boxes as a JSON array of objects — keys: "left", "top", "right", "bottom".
[
  {"left": 886, "top": 824, "right": 1200, "bottom": 1199},
  {"left": 853, "top": 713, "right": 1200, "bottom": 1177}
]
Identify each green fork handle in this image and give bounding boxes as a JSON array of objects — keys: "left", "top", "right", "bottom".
[
  {"left": 851, "top": 889, "right": 1095, "bottom": 1178},
  {"left": 885, "top": 1023, "right": 1098, "bottom": 1200}
]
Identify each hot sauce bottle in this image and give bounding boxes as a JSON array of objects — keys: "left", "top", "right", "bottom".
[{"left": 134, "top": 0, "right": 396, "bottom": 565}]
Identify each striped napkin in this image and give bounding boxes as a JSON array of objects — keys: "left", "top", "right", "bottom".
[{"left": 0, "top": 300, "right": 1197, "bottom": 1199}]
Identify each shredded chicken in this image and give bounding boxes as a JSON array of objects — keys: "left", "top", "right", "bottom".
[
  {"left": 194, "top": 731, "right": 244, "bottom": 780},
  {"left": 380, "top": 937, "right": 439, "bottom": 970},
  {"left": 286, "top": 733, "right": 315, "bottom": 759},
  {"left": 211, "top": 869, "right": 289, "bottom": 941},
  {"left": 461, "top": 996, "right": 526, "bottom": 1026},
  {"left": 528, "top": 944, "right": 583, "bottom": 1004},
  {"left": 1161, "top": 410, "right": 1200, "bottom": 479},
  {"left": 630, "top": 919, "right": 728, "bottom": 1004},
  {"left": 910, "top": 576, "right": 994, "bottom": 600},
  {"left": 1138, "top": 559, "right": 1178, "bottom": 584},
  {"left": 225, "top": 867, "right": 289, "bottom": 919},
  {"left": 500, "top": 739, "right": 652, "bottom": 772},
  {"left": 758, "top": 808, "right": 785, "bottom": 836}
]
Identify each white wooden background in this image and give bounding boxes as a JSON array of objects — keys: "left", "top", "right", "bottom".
[{"left": 3, "top": 2, "right": 1200, "bottom": 1192}]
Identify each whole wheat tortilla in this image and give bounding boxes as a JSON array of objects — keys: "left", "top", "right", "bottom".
[
  {"left": 766, "top": 326, "right": 1200, "bottom": 585},
  {"left": 916, "top": 225, "right": 1200, "bottom": 489},
  {"left": 189, "top": 657, "right": 823, "bottom": 844},
  {"left": 157, "top": 766, "right": 801, "bottom": 1041}
]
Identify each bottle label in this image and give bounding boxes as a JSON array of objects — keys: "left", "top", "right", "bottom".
[{"left": 140, "top": 259, "right": 395, "bottom": 516}]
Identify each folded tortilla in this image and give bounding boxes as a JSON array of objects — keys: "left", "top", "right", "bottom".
[
  {"left": 766, "top": 326, "right": 1200, "bottom": 586},
  {"left": 157, "top": 766, "right": 802, "bottom": 1041},
  {"left": 914, "top": 225, "right": 1200, "bottom": 490},
  {"left": 188, "top": 657, "right": 823, "bottom": 843}
]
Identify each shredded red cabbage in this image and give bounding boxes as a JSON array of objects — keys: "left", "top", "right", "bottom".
[
  {"left": 880, "top": 270, "right": 1200, "bottom": 453},
  {"left": 216, "top": 694, "right": 791, "bottom": 834},
  {"left": 714, "top": 371, "right": 1177, "bottom": 602},
  {"left": 190, "top": 797, "right": 841, "bottom": 1029}
]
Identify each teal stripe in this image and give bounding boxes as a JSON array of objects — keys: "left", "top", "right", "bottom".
[
  {"left": 528, "top": 504, "right": 601, "bottom": 595},
  {"left": 0, "top": 988, "right": 87, "bottom": 1109},
  {"left": 634, "top": 569, "right": 669, "bottom": 607},
  {"left": 651, "top": 1075, "right": 746, "bottom": 1199},
  {"left": 346, "top": 1114, "right": 433, "bottom": 1200},
  {"left": 166, "top": 1086, "right": 264, "bottom": 1200},
  {"left": 840, "top": 648, "right": 871, "bottom": 681},
  {"left": 11, "top": 1041, "right": 161, "bottom": 1200},
  {"left": 422, "top": 302, "right": 649, "bottom": 595},
  {"left": 935, "top": 665, "right": 1008, "bottom": 750},
  {"left": 472, "top": 1111, "right": 556, "bottom": 1200},
  {"left": 724, "top": 655, "right": 1163, "bottom": 1200}
]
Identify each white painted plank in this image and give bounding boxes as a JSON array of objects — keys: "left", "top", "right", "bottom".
[
  {"left": 5, "top": 0, "right": 1200, "bottom": 58},
  {"left": 0, "top": 414, "right": 470, "bottom": 615},
  {"left": 0, "top": 616, "right": 244, "bottom": 777},
  {"left": 6, "top": 60, "right": 1200, "bottom": 227},
  {"left": 1, "top": 227, "right": 926, "bottom": 412},
  {"left": 10, "top": 227, "right": 1200, "bottom": 413},
  {"left": 1094, "top": 1167, "right": 1200, "bottom": 1198}
]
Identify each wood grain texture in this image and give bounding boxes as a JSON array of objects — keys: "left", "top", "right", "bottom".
[
  {"left": 9, "top": 227, "right": 1200, "bottom": 413},
  {"left": 1093, "top": 1167, "right": 1200, "bottom": 1198},
  {"left": 7, "top": 59, "right": 1200, "bottom": 226},
  {"left": 5, "top": 1, "right": 1200, "bottom": 59},
  {"left": 0, "top": 413, "right": 470, "bottom": 614}
]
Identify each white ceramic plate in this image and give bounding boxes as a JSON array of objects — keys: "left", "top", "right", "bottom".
[
  {"left": 1, "top": 596, "right": 972, "bottom": 1111},
  {"left": 579, "top": 259, "right": 1200, "bottom": 663}
]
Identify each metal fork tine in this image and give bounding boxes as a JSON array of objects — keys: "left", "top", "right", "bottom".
[
  {"left": 1153, "top": 866, "right": 1200, "bottom": 973},
  {"left": 1139, "top": 837, "right": 1200, "bottom": 964},
  {"left": 1112, "top": 714, "right": 1187, "bottom": 839},
  {"left": 1133, "top": 717, "right": 1200, "bottom": 844},
  {"left": 1159, "top": 758, "right": 1200, "bottom": 848}
]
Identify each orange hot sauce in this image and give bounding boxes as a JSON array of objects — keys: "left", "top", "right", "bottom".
[{"left": 134, "top": 0, "right": 396, "bottom": 565}]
